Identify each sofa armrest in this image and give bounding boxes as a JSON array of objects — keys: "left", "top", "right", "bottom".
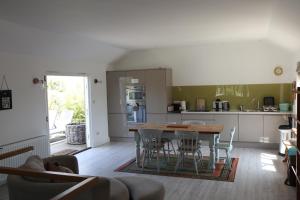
[
  {"left": 7, "top": 175, "right": 110, "bottom": 200},
  {"left": 43, "top": 155, "right": 79, "bottom": 174}
]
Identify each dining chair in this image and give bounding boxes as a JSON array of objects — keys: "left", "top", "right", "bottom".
[
  {"left": 139, "top": 128, "right": 166, "bottom": 173},
  {"left": 161, "top": 122, "right": 177, "bottom": 159},
  {"left": 215, "top": 127, "right": 236, "bottom": 169},
  {"left": 174, "top": 130, "right": 203, "bottom": 175}
]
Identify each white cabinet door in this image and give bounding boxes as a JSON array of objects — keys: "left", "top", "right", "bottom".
[
  {"left": 263, "top": 115, "right": 287, "bottom": 143},
  {"left": 239, "top": 114, "right": 263, "bottom": 142},
  {"left": 108, "top": 114, "right": 131, "bottom": 138},
  {"left": 214, "top": 114, "right": 239, "bottom": 141},
  {"left": 181, "top": 114, "right": 215, "bottom": 124},
  {"left": 166, "top": 114, "right": 182, "bottom": 124},
  {"left": 146, "top": 114, "right": 167, "bottom": 123}
]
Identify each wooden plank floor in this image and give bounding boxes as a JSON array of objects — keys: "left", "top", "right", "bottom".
[{"left": 0, "top": 141, "right": 296, "bottom": 200}]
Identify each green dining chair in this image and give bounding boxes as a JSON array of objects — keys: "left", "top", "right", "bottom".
[{"left": 215, "top": 127, "right": 236, "bottom": 169}]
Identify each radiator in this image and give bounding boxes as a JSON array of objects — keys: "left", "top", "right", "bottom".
[{"left": 0, "top": 135, "right": 50, "bottom": 184}]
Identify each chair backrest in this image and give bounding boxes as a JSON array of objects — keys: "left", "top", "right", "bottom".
[
  {"left": 175, "top": 131, "right": 200, "bottom": 152},
  {"left": 182, "top": 120, "right": 206, "bottom": 125},
  {"left": 229, "top": 127, "right": 236, "bottom": 146},
  {"left": 139, "top": 129, "right": 163, "bottom": 149}
]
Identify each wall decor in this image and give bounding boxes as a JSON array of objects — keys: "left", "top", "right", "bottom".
[{"left": 0, "top": 75, "right": 12, "bottom": 110}]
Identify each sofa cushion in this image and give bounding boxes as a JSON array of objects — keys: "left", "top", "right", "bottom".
[
  {"left": 109, "top": 178, "right": 129, "bottom": 200},
  {"left": 20, "top": 155, "right": 50, "bottom": 182},
  {"left": 116, "top": 176, "right": 165, "bottom": 200},
  {"left": 45, "top": 162, "right": 74, "bottom": 174},
  {"left": 21, "top": 155, "right": 45, "bottom": 171}
]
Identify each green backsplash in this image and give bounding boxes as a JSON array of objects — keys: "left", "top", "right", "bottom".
[{"left": 172, "top": 83, "right": 292, "bottom": 111}]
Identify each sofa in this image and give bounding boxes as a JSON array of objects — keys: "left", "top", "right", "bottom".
[{"left": 7, "top": 155, "right": 165, "bottom": 200}]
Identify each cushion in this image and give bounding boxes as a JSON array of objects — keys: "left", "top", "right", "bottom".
[
  {"left": 116, "top": 176, "right": 165, "bottom": 200},
  {"left": 45, "top": 162, "right": 74, "bottom": 174},
  {"left": 109, "top": 178, "right": 129, "bottom": 200},
  {"left": 21, "top": 155, "right": 45, "bottom": 171},
  {"left": 20, "top": 155, "right": 49, "bottom": 182}
]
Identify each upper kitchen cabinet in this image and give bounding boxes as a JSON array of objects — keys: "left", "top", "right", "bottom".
[
  {"left": 106, "top": 71, "right": 126, "bottom": 114},
  {"left": 126, "top": 70, "right": 145, "bottom": 85},
  {"left": 145, "top": 69, "right": 172, "bottom": 114}
]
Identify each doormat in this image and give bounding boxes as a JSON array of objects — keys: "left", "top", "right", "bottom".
[
  {"left": 52, "top": 149, "right": 79, "bottom": 156},
  {"left": 115, "top": 156, "right": 239, "bottom": 182}
]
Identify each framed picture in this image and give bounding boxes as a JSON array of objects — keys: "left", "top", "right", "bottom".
[{"left": 0, "top": 90, "right": 12, "bottom": 110}]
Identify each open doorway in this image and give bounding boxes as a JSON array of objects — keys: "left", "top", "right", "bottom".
[{"left": 46, "top": 75, "right": 90, "bottom": 155}]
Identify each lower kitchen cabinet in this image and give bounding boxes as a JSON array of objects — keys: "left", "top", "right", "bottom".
[
  {"left": 181, "top": 114, "right": 215, "bottom": 124},
  {"left": 166, "top": 113, "right": 182, "bottom": 123},
  {"left": 214, "top": 114, "right": 239, "bottom": 141},
  {"left": 239, "top": 114, "right": 264, "bottom": 142},
  {"left": 146, "top": 114, "right": 167, "bottom": 123},
  {"left": 108, "top": 114, "right": 132, "bottom": 138},
  {"left": 263, "top": 115, "right": 287, "bottom": 143}
]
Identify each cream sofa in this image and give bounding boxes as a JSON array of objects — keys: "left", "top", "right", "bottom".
[{"left": 7, "top": 155, "right": 165, "bottom": 200}]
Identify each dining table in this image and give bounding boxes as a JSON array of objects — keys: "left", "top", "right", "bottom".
[{"left": 129, "top": 123, "right": 224, "bottom": 170}]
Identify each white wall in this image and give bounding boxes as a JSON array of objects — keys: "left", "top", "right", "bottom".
[
  {"left": 113, "top": 40, "right": 294, "bottom": 86},
  {"left": 0, "top": 20, "right": 127, "bottom": 147}
]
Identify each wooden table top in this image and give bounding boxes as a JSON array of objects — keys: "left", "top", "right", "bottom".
[{"left": 129, "top": 123, "right": 224, "bottom": 134}]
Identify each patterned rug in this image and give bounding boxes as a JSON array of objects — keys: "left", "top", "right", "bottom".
[{"left": 115, "top": 156, "right": 239, "bottom": 182}]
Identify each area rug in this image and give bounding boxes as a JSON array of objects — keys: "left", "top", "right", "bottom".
[{"left": 115, "top": 156, "right": 239, "bottom": 182}]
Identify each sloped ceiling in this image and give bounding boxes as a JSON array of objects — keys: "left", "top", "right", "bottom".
[{"left": 0, "top": 0, "right": 299, "bottom": 51}]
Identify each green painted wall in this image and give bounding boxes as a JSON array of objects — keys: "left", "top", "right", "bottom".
[{"left": 172, "top": 83, "right": 292, "bottom": 111}]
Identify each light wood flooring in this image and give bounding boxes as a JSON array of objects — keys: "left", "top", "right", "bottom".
[{"left": 0, "top": 141, "right": 296, "bottom": 200}]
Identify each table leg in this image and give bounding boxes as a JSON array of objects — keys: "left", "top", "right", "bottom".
[
  {"left": 208, "top": 134, "right": 216, "bottom": 170},
  {"left": 215, "top": 135, "right": 220, "bottom": 162},
  {"left": 134, "top": 131, "right": 141, "bottom": 167}
]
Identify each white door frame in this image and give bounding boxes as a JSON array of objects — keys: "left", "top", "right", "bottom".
[{"left": 44, "top": 73, "right": 92, "bottom": 148}]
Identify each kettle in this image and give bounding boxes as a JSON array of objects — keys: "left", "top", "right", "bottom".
[{"left": 222, "top": 101, "right": 230, "bottom": 111}]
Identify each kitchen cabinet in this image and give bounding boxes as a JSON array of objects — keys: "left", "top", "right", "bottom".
[
  {"left": 166, "top": 114, "right": 182, "bottom": 124},
  {"left": 239, "top": 114, "right": 264, "bottom": 142},
  {"left": 214, "top": 114, "right": 239, "bottom": 141},
  {"left": 263, "top": 115, "right": 287, "bottom": 143},
  {"left": 145, "top": 69, "right": 172, "bottom": 114},
  {"left": 108, "top": 114, "right": 132, "bottom": 138},
  {"left": 106, "top": 71, "right": 126, "bottom": 114},
  {"left": 146, "top": 114, "right": 167, "bottom": 123},
  {"left": 181, "top": 114, "right": 215, "bottom": 124},
  {"left": 126, "top": 70, "right": 145, "bottom": 85}
]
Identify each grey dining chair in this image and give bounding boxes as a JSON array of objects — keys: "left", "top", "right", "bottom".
[
  {"left": 174, "top": 130, "right": 203, "bottom": 175},
  {"left": 139, "top": 128, "right": 166, "bottom": 173}
]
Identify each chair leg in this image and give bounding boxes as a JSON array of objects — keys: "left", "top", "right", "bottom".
[
  {"left": 170, "top": 140, "right": 176, "bottom": 156},
  {"left": 157, "top": 147, "right": 160, "bottom": 173},
  {"left": 193, "top": 153, "right": 199, "bottom": 175},
  {"left": 226, "top": 150, "right": 232, "bottom": 169},
  {"left": 142, "top": 150, "right": 146, "bottom": 171},
  {"left": 167, "top": 142, "right": 170, "bottom": 159},
  {"left": 175, "top": 152, "right": 183, "bottom": 172},
  {"left": 197, "top": 150, "right": 203, "bottom": 168}
]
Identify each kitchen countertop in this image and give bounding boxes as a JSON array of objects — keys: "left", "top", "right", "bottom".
[{"left": 180, "top": 110, "right": 292, "bottom": 115}]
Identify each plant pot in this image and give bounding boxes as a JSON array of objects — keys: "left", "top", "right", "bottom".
[{"left": 66, "top": 123, "right": 86, "bottom": 145}]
